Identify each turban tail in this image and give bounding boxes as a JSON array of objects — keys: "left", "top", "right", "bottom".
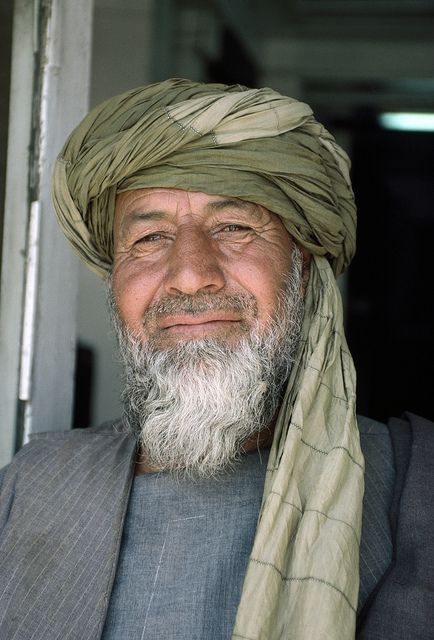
[
  {"left": 233, "top": 256, "right": 363, "bottom": 639},
  {"left": 52, "top": 79, "right": 363, "bottom": 639},
  {"left": 52, "top": 78, "right": 356, "bottom": 277}
]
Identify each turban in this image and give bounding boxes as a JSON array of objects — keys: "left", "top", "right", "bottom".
[
  {"left": 52, "top": 78, "right": 356, "bottom": 277},
  {"left": 52, "top": 79, "right": 363, "bottom": 640}
]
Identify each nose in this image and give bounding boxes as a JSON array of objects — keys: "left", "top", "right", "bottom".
[{"left": 164, "top": 226, "right": 225, "bottom": 296}]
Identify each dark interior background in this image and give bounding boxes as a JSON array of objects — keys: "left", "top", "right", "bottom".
[{"left": 348, "top": 124, "right": 434, "bottom": 422}]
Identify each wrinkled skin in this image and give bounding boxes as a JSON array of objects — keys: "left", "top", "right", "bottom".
[{"left": 112, "top": 188, "right": 296, "bottom": 347}]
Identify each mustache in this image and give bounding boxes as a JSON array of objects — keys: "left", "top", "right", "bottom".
[{"left": 142, "top": 292, "right": 258, "bottom": 322}]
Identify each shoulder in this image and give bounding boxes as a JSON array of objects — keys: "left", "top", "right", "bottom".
[
  {"left": 0, "top": 418, "right": 135, "bottom": 530},
  {"left": 357, "top": 413, "right": 434, "bottom": 633},
  {"left": 365, "top": 412, "right": 434, "bottom": 477},
  {"left": 29, "top": 417, "right": 126, "bottom": 442},
  {"left": 388, "top": 411, "right": 434, "bottom": 441},
  {"left": 0, "top": 418, "right": 129, "bottom": 484},
  {"left": 356, "top": 416, "right": 395, "bottom": 612},
  {"left": 357, "top": 414, "right": 393, "bottom": 471},
  {"left": 16, "top": 418, "right": 127, "bottom": 455},
  {"left": 356, "top": 413, "right": 395, "bottom": 494},
  {"left": 357, "top": 414, "right": 388, "bottom": 435}
]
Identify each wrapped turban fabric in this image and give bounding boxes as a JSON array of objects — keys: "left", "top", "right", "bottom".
[
  {"left": 53, "top": 78, "right": 355, "bottom": 278},
  {"left": 53, "top": 79, "right": 363, "bottom": 639}
]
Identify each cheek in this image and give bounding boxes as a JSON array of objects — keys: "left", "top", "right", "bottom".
[
  {"left": 112, "top": 261, "right": 160, "bottom": 330},
  {"left": 232, "top": 250, "right": 293, "bottom": 321}
]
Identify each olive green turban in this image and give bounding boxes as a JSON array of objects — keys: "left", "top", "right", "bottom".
[{"left": 52, "top": 78, "right": 356, "bottom": 278}]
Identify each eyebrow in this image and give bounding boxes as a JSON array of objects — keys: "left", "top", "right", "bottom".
[
  {"left": 120, "top": 209, "right": 163, "bottom": 227},
  {"left": 205, "top": 198, "right": 251, "bottom": 211},
  {"left": 204, "top": 198, "right": 262, "bottom": 220},
  {"left": 125, "top": 211, "right": 166, "bottom": 223}
]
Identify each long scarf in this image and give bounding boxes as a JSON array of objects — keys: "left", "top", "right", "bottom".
[{"left": 233, "top": 256, "right": 363, "bottom": 638}]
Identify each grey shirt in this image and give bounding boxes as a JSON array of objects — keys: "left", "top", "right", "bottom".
[{"left": 101, "top": 450, "right": 269, "bottom": 640}]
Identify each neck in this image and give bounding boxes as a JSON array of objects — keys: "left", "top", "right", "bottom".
[{"left": 134, "top": 422, "right": 276, "bottom": 475}]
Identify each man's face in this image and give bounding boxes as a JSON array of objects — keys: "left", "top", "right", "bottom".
[
  {"left": 112, "top": 188, "right": 295, "bottom": 344},
  {"left": 110, "top": 188, "right": 304, "bottom": 476}
]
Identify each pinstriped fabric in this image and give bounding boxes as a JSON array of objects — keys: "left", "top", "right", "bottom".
[
  {"left": 358, "top": 413, "right": 434, "bottom": 639},
  {"left": 357, "top": 416, "right": 394, "bottom": 612},
  {"left": 358, "top": 413, "right": 434, "bottom": 640},
  {"left": 0, "top": 426, "right": 136, "bottom": 640}
]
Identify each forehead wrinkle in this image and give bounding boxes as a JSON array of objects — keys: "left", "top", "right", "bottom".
[{"left": 204, "top": 197, "right": 264, "bottom": 222}]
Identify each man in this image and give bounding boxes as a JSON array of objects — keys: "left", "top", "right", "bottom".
[{"left": 0, "top": 79, "right": 432, "bottom": 640}]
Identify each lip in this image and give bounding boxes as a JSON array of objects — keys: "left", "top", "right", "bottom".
[{"left": 158, "top": 312, "right": 241, "bottom": 334}]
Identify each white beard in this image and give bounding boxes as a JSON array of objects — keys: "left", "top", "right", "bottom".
[{"left": 107, "top": 245, "right": 303, "bottom": 478}]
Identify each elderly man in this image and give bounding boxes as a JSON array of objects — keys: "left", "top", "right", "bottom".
[{"left": 0, "top": 79, "right": 433, "bottom": 640}]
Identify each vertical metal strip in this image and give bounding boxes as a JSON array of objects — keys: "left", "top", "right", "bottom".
[{"left": 19, "top": 200, "right": 41, "bottom": 403}]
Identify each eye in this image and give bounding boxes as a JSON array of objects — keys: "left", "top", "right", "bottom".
[
  {"left": 141, "top": 233, "right": 162, "bottom": 242},
  {"left": 221, "top": 224, "right": 251, "bottom": 233},
  {"left": 131, "top": 231, "right": 171, "bottom": 253},
  {"left": 136, "top": 232, "right": 165, "bottom": 244}
]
